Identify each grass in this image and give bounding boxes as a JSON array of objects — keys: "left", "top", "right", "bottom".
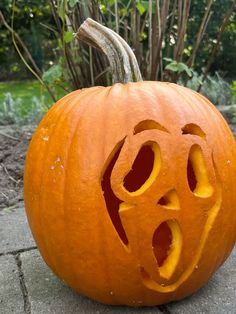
[
  {"left": 0, "top": 80, "right": 66, "bottom": 107},
  {"left": 0, "top": 80, "right": 67, "bottom": 124}
]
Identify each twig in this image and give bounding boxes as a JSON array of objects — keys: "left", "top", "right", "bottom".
[
  {"left": 152, "top": 0, "right": 170, "bottom": 80},
  {"left": 166, "top": 0, "right": 177, "bottom": 60},
  {"left": 94, "top": 67, "right": 110, "bottom": 82},
  {"left": 0, "top": 131, "right": 19, "bottom": 141},
  {"left": 0, "top": 191, "right": 8, "bottom": 201},
  {"left": 89, "top": 46, "right": 94, "bottom": 86},
  {"left": 114, "top": 0, "right": 119, "bottom": 34},
  {"left": 148, "top": 0, "right": 153, "bottom": 79},
  {"left": 1, "top": 163, "right": 19, "bottom": 184},
  {"left": 174, "top": 0, "right": 191, "bottom": 63},
  {"left": 188, "top": 0, "right": 213, "bottom": 68}
]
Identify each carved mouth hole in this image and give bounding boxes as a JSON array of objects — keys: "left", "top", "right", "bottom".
[
  {"left": 187, "top": 145, "right": 213, "bottom": 197},
  {"left": 101, "top": 140, "right": 128, "bottom": 245},
  {"left": 123, "top": 142, "right": 160, "bottom": 194},
  {"left": 152, "top": 220, "right": 182, "bottom": 279},
  {"left": 152, "top": 222, "right": 172, "bottom": 267},
  {"left": 134, "top": 120, "right": 169, "bottom": 135}
]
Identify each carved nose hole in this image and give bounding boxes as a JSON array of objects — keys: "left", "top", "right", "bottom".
[
  {"left": 187, "top": 145, "right": 213, "bottom": 197},
  {"left": 152, "top": 220, "right": 182, "bottom": 279},
  {"left": 123, "top": 142, "right": 161, "bottom": 196},
  {"left": 158, "top": 189, "right": 180, "bottom": 209}
]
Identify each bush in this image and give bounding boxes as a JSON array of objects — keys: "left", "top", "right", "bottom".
[
  {"left": 232, "top": 81, "right": 236, "bottom": 104},
  {"left": 0, "top": 92, "right": 46, "bottom": 125},
  {"left": 182, "top": 72, "right": 233, "bottom": 107}
]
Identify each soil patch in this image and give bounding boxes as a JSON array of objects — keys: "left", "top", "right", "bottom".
[{"left": 0, "top": 125, "right": 35, "bottom": 210}]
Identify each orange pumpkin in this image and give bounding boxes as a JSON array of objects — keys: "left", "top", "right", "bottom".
[{"left": 24, "top": 19, "right": 236, "bottom": 306}]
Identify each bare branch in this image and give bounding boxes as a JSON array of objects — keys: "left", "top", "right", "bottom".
[
  {"left": 198, "top": 0, "right": 236, "bottom": 91},
  {"left": 188, "top": 0, "right": 213, "bottom": 68},
  {"left": 114, "top": 0, "right": 119, "bottom": 34},
  {"left": 148, "top": 0, "right": 153, "bottom": 79}
]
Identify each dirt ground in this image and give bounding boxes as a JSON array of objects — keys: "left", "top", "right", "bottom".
[
  {"left": 0, "top": 122, "right": 235, "bottom": 212},
  {"left": 0, "top": 125, "right": 35, "bottom": 211}
]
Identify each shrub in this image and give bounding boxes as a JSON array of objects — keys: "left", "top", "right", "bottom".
[{"left": 182, "top": 72, "right": 233, "bottom": 107}]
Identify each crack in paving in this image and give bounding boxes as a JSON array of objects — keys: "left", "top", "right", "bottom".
[
  {"left": 0, "top": 246, "right": 173, "bottom": 313},
  {"left": 0, "top": 246, "right": 37, "bottom": 257},
  {"left": 15, "top": 253, "right": 31, "bottom": 314},
  {"left": 158, "top": 305, "right": 172, "bottom": 314}
]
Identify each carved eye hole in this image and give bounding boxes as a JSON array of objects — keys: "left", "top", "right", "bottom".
[
  {"left": 123, "top": 142, "right": 161, "bottom": 195},
  {"left": 187, "top": 144, "right": 213, "bottom": 197},
  {"left": 182, "top": 123, "right": 206, "bottom": 139},
  {"left": 134, "top": 120, "right": 169, "bottom": 135}
]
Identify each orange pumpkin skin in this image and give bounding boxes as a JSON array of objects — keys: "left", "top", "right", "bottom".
[{"left": 24, "top": 81, "right": 236, "bottom": 306}]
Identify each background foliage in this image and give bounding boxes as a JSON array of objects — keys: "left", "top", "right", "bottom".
[
  {"left": 1, "top": 1, "right": 236, "bottom": 82},
  {"left": 0, "top": 0, "right": 236, "bottom": 124}
]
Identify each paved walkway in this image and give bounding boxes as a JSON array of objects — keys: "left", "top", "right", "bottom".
[{"left": 0, "top": 205, "right": 235, "bottom": 314}]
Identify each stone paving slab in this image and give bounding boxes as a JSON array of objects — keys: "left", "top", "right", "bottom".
[
  {"left": 1, "top": 205, "right": 235, "bottom": 313},
  {"left": 167, "top": 247, "right": 236, "bottom": 314},
  {"left": 20, "top": 247, "right": 236, "bottom": 314},
  {"left": 0, "top": 205, "right": 35, "bottom": 254},
  {"left": 21, "top": 250, "right": 162, "bottom": 314},
  {"left": 0, "top": 255, "right": 23, "bottom": 314}
]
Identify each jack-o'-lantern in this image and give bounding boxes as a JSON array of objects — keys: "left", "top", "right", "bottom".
[{"left": 24, "top": 18, "right": 236, "bottom": 306}]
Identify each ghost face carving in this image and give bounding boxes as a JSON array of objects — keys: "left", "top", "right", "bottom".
[
  {"left": 24, "top": 82, "right": 236, "bottom": 306},
  {"left": 102, "top": 119, "right": 219, "bottom": 292}
]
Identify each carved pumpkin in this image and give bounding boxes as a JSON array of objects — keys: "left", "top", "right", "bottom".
[{"left": 24, "top": 19, "right": 236, "bottom": 306}]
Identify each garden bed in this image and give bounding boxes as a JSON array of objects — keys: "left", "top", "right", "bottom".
[{"left": 0, "top": 125, "right": 35, "bottom": 211}]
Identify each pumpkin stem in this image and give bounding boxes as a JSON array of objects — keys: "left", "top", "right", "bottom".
[{"left": 76, "top": 18, "right": 143, "bottom": 84}]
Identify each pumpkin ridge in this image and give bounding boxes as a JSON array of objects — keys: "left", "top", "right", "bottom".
[{"left": 24, "top": 91, "right": 78, "bottom": 269}]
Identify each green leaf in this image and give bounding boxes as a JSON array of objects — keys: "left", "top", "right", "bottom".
[
  {"left": 136, "top": 2, "right": 146, "bottom": 16},
  {"left": 64, "top": 31, "right": 74, "bottom": 43},
  {"left": 165, "top": 62, "right": 179, "bottom": 72},
  {"left": 163, "top": 57, "right": 173, "bottom": 63},
  {"left": 42, "top": 64, "right": 62, "bottom": 84},
  {"left": 165, "top": 61, "right": 193, "bottom": 77},
  {"left": 231, "top": 81, "right": 236, "bottom": 92},
  {"left": 185, "top": 67, "right": 193, "bottom": 77},
  {"left": 140, "top": 0, "right": 150, "bottom": 11},
  {"left": 140, "top": 31, "right": 147, "bottom": 41},
  {"left": 176, "top": 62, "right": 188, "bottom": 72},
  {"left": 68, "top": 0, "right": 78, "bottom": 7},
  {"left": 120, "top": 7, "right": 129, "bottom": 17},
  {"left": 176, "top": 63, "right": 193, "bottom": 77},
  {"left": 99, "top": 4, "right": 107, "bottom": 14}
]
